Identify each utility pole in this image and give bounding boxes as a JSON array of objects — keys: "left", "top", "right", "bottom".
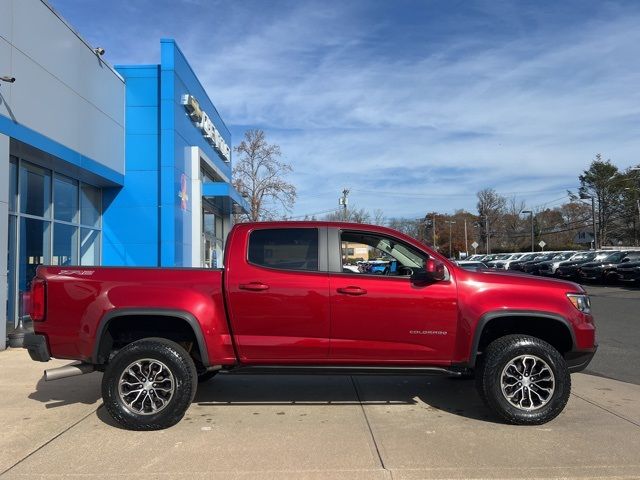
[
  {"left": 339, "top": 188, "right": 349, "bottom": 221},
  {"left": 580, "top": 194, "right": 597, "bottom": 250},
  {"left": 433, "top": 213, "right": 437, "bottom": 250},
  {"left": 464, "top": 219, "right": 468, "bottom": 258},
  {"left": 485, "top": 215, "right": 490, "bottom": 254},
  {"left": 446, "top": 220, "right": 456, "bottom": 258},
  {"left": 521, "top": 210, "right": 534, "bottom": 252}
]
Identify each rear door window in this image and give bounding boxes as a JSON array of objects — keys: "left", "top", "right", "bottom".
[{"left": 248, "top": 228, "right": 319, "bottom": 271}]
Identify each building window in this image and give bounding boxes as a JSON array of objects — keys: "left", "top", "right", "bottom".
[
  {"left": 20, "top": 162, "right": 51, "bottom": 218},
  {"left": 52, "top": 223, "right": 79, "bottom": 266},
  {"left": 19, "top": 217, "right": 51, "bottom": 292},
  {"left": 6, "top": 157, "right": 103, "bottom": 331},
  {"left": 80, "top": 228, "right": 100, "bottom": 266},
  {"left": 81, "top": 184, "right": 101, "bottom": 228},
  {"left": 54, "top": 175, "right": 79, "bottom": 223}
]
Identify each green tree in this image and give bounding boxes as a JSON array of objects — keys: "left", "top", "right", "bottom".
[{"left": 571, "top": 154, "right": 623, "bottom": 247}]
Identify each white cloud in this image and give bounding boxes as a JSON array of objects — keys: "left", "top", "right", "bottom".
[{"left": 52, "top": 0, "right": 640, "bottom": 218}]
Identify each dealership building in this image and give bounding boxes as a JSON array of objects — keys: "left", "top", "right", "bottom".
[{"left": 0, "top": 0, "right": 248, "bottom": 348}]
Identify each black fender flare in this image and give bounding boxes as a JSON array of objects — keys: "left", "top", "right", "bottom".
[
  {"left": 92, "top": 308, "right": 210, "bottom": 366},
  {"left": 467, "top": 310, "right": 576, "bottom": 368}
]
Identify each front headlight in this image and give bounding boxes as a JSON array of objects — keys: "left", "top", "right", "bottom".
[{"left": 567, "top": 293, "right": 591, "bottom": 314}]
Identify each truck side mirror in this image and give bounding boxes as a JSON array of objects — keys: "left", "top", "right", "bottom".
[{"left": 411, "top": 259, "right": 446, "bottom": 284}]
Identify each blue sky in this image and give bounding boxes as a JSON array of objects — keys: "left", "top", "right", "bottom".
[{"left": 49, "top": 0, "right": 640, "bottom": 219}]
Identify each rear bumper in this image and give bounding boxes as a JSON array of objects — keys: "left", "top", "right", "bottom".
[
  {"left": 565, "top": 347, "right": 597, "bottom": 373},
  {"left": 23, "top": 333, "right": 50, "bottom": 362}
]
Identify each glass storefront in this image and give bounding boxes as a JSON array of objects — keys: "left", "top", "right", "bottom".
[
  {"left": 6, "top": 156, "right": 102, "bottom": 332},
  {"left": 202, "top": 207, "right": 224, "bottom": 268}
]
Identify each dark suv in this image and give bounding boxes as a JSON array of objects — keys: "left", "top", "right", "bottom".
[
  {"left": 616, "top": 259, "right": 640, "bottom": 285},
  {"left": 577, "top": 251, "right": 640, "bottom": 284},
  {"left": 555, "top": 252, "right": 602, "bottom": 280},
  {"left": 537, "top": 252, "right": 577, "bottom": 276}
]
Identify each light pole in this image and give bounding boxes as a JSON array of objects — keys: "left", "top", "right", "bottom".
[
  {"left": 482, "top": 215, "right": 490, "bottom": 254},
  {"left": 446, "top": 220, "right": 456, "bottom": 258},
  {"left": 521, "top": 210, "right": 534, "bottom": 252},
  {"left": 580, "top": 194, "right": 597, "bottom": 250},
  {"left": 463, "top": 218, "right": 468, "bottom": 258}
]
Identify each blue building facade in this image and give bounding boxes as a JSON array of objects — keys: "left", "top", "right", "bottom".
[
  {"left": 2, "top": 0, "right": 246, "bottom": 349},
  {"left": 103, "top": 39, "right": 247, "bottom": 268}
]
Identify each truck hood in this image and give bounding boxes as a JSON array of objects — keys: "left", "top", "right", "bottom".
[{"left": 465, "top": 268, "right": 584, "bottom": 292}]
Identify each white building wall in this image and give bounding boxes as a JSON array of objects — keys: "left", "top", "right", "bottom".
[{"left": 0, "top": 0, "right": 125, "bottom": 175}]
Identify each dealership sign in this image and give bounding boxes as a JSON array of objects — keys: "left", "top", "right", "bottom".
[{"left": 181, "top": 94, "right": 231, "bottom": 162}]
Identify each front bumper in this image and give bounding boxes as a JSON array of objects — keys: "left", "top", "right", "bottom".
[
  {"left": 23, "top": 333, "right": 50, "bottom": 362},
  {"left": 565, "top": 347, "right": 597, "bottom": 373}
]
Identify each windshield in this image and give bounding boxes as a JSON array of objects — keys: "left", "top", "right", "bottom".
[
  {"left": 602, "top": 252, "right": 624, "bottom": 263},
  {"left": 570, "top": 252, "right": 595, "bottom": 261}
]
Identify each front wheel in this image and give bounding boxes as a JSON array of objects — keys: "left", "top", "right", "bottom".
[
  {"left": 476, "top": 335, "right": 570, "bottom": 425},
  {"left": 102, "top": 337, "right": 198, "bottom": 430}
]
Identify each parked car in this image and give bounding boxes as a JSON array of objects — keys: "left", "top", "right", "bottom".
[
  {"left": 484, "top": 253, "right": 514, "bottom": 269},
  {"left": 537, "top": 252, "right": 579, "bottom": 276},
  {"left": 615, "top": 259, "right": 640, "bottom": 285},
  {"left": 522, "top": 253, "right": 563, "bottom": 275},
  {"left": 507, "top": 253, "right": 545, "bottom": 272},
  {"left": 492, "top": 253, "right": 526, "bottom": 270},
  {"left": 455, "top": 261, "right": 488, "bottom": 271},
  {"left": 24, "top": 221, "right": 596, "bottom": 430},
  {"left": 578, "top": 251, "right": 640, "bottom": 284},
  {"left": 554, "top": 252, "right": 602, "bottom": 280}
]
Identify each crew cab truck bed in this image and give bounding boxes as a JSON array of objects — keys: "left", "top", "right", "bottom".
[{"left": 25, "top": 221, "right": 596, "bottom": 430}]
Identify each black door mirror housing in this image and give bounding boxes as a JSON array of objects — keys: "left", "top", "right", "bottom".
[{"left": 411, "top": 258, "right": 446, "bottom": 284}]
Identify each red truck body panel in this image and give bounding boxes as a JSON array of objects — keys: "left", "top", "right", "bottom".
[
  {"left": 30, "top": 221, "right": 596, "bottom": 370},
  {"left": 33, "top": 267, "right": 235, "bottom": 364}
]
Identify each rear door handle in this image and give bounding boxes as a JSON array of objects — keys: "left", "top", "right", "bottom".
[
  {"left": 337, "top": 286, "right": 367, "bottom": 296},
  {"left": 239, "top": 282, "right": 270, "bottom": 291}
]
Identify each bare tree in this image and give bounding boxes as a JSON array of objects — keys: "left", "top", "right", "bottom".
[
  {"left": 504, "top": 196, "right": 527, "bottom": 250},
  {"left": 372, "top": 209, "right": 385, "bottom": 226},
  {"left": 325, "top": 207, "right": 371, "bottom": 223},
  {"left": 232, "top": 129, "right": 296, "bottom": 222},
  {"left": 476, "top": 188, "right": 507, "bottom": 253}
]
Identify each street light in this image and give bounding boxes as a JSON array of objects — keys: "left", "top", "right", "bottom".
[
  {"left": 445, "top": 220, "right": 456, "bottom": 258},
  {"left": 521, "top": 210, "right": 534, "bottom": 252},
  {"left": 580, "top": 194, "right": 597, "bottom": 250}
]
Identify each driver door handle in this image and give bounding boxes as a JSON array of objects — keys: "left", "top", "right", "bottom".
[
  {"left": 239, "top": 282, "right": 270, "bottom": 291},
  {"left": 337, "top": 286, "right": 367, "bottom": 296}
]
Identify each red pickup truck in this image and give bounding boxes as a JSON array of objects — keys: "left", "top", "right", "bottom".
[{"left": 24, "top": 222, "right": 597, "bottom": 430}]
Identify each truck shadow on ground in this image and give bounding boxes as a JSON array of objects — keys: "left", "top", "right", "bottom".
[
  {"left": 193, "top": 374, "right": 501, "bottom": 424},
  {"left": 28, "top": 372, "right": 102, "bottom": 408}
]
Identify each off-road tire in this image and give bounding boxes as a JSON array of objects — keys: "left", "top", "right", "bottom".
[
  {"left": 476, "top": 334, "right": 570, "bottom": 425},
  {"left": 102, "top": 337, "right": 197, "bottom": 430}
]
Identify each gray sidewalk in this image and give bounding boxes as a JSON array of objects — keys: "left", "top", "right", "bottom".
[{"left": 1, "top": 348, "right": 639, "bottom": 479}]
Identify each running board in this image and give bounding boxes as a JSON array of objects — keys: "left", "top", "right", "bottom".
[{"left": 221, "top": 365, "right": 463, "bottom": 376}]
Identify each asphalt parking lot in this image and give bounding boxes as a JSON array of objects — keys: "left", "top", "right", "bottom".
[
  {"left": 582, "top": 285, "right": 640, "bottom": 385},
  {"left": 1, "top": 286, "right": 639, "bottom": 479}
]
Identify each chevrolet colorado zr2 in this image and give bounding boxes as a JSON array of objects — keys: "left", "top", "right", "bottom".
[{"left": 24, "top": 222, "right": 597, "bottom": 430}]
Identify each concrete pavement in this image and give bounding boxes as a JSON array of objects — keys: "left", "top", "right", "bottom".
[{"left": 1, "top": 348, "right": 639, "bottom": 479}]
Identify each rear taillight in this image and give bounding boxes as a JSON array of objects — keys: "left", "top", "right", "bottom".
[{"left": 30, "top": 279, "right": 46, "bottom": 322}]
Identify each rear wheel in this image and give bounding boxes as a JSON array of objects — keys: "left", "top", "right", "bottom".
[
  {"left": 102, "top": 338, "right": 197, "bottom": 430},
  {"left": 476, "top": 335, "right": 570, "bottom": 425}
]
